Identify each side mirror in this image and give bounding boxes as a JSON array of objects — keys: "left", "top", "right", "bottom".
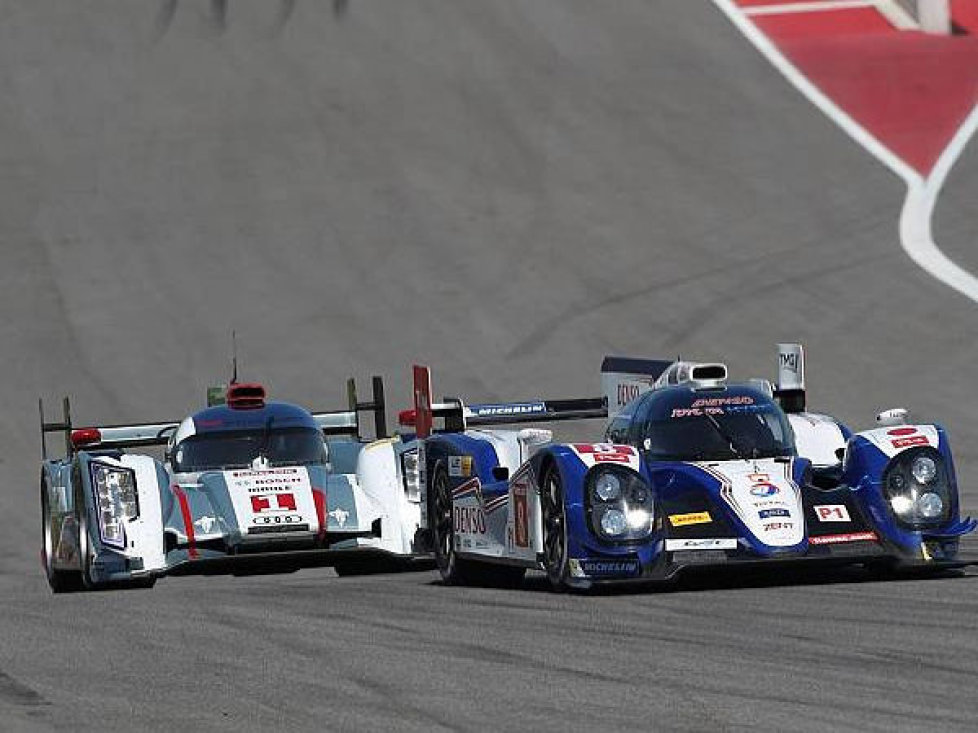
[
  {"left": 492, "top": 466, "right": 510, "bottom": 481},
  {"left": 876, "top": 408, "right": 910, "bottom": 427}
]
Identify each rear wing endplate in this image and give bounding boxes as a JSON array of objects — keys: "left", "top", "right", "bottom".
[
  {"left": 405, "top": 365, "right": 606, "bottom": 439},
  {"left": 313, "top": 376, "right": 387, "bottom": 440}
]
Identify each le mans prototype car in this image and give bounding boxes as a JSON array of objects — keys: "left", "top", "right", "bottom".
[
  {"left": 406, "top": 345, "right": 975, "bottom": 590},
  {"left": 39, "top": 379, "right": 426, "bottom": 592}
]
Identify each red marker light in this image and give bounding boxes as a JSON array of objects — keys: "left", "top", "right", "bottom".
[
  {"left": 398, "top": 409, "right": 417, "bottom": 427},
  {"left": 71, "top": 428, "right": 102, "bottom": 448},
  {"left": 888, "top": 427, "right": 917, "bottom": 437}
]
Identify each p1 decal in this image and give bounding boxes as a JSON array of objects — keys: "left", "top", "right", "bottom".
[
  {"left": 714, "top": 0, "right": 978, "bottom": 306},
  {"left": 814, "top": 505, "right": 851, "bottom": 523}
]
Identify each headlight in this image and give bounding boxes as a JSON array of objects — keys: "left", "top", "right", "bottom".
[
  {"left": 89, "top": 462, "right": 139, "bottom": 549},
  {"left": 588, "top": 467, "right": 654, "bottom": 541},
  {"left": 917, "top": 492, "right": 944, "bottom": 519},
  {"left": 594, "top": 473, "right": 621, "bottom": 501},
  {"left": 600, "top": 509, "right": 628, "bottom": 536},
  {"left": 401, "top": 448, "right": 420, "bottom": 502},
  {"left": 911, "top": 456, "right": 937, "bottom": 484},
  {"left": 882, "top": 448, "right": 950, "bottom": 528}
]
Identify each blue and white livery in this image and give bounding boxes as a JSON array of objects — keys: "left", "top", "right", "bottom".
[{"left": 408, "top": 346, "right": 975, "bottom": 590}]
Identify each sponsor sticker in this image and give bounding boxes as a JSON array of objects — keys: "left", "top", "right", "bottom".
[
  {"left": 251, "top": 493, "right": 297, "bottom": 513},
  {"left": 513, "top": 475, "right": 529, "bottom": 548},
  {"left": 665, "top": 538, "right": 738, "bottom": 551},
  {"left": 814, "top": 505, "right": 850, "bottom": 523},
  {"left": 762, "top": 521, "right": 793, "bottom": 532},
  {"left": 569, "top": 558, "right": 641, "bottom": 578},
  {"left": 470, "top": 402, "right": 546, "bottom": 418},
  {"left": 892, "top": 435, "right": 929, "bottom": 449},
  {"left": 448, "top": 455, "right": 473, "bottom": 478},
  {"left": 453, "top": 505, "right": 487, "bottom": 535},
  {"left": 691, "top": 396, "right": 755, "bottom": 408},
  {"left": 759, "top": 508, "right": 790, "bottom": 519},
  {"left": 809, "top": 531, "right": 877, "bottom": 546},
  {"left": 668, "top": 511, "right": 712, "bottom": 527},
  {"left": 572, "top": 444, "right": 636, "bottom": 464},
  {"left": 749, "top": 482, "right": 779, "bottom": 498},
  {"left": 252, "top": 514, "right": 304, "bottom": 525}
]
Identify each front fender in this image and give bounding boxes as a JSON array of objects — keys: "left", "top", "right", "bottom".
[{"left": 843, "top": 425, "right": 966, "bottom": 554}]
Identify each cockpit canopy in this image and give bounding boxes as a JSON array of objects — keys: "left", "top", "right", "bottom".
[
  {"left": 605, "top": 385, "right": 795, "bottom": 463},
  {"left": 171, "top": 401, "right": 326, "bottom": 473}
]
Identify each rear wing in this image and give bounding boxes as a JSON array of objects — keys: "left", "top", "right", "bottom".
[
  {"left": 313, "top": 376, "right": 387, "bottom": 440},
  {"left": 401, "top": 365, "right": 606, "bottom": 439},
  {"left": 39, "top": 397, "right": 180, "bottom": 460},
  {"left": 39, "top": 376, "right": 388, "bottom": 460}
]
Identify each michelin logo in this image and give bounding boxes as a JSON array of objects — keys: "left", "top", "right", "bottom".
[{"left": 470, "top": 402, "right": 547, "bottom": 418}]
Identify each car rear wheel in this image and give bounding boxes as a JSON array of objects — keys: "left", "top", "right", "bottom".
[
  {"left": 430, "top": 461, "right": 479, "bottom": 585},
  {"left": 41, "top": 474, "right": 82, "bottom": 593},
  {"left": 541, "top": 463, "right": 569, "bottom": 591}
]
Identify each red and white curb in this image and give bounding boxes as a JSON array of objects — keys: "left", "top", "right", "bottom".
[{"left": 714, "top": 0, "right": 978, "bottom": 303}]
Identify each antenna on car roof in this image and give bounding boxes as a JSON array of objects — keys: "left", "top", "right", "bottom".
[{"left": 230, "top": 330, "right": 239, "bottom": 385}]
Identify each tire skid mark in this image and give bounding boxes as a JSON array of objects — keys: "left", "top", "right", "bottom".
[{"left": 0, "top": 670, "right": 48, "bottom": 708}]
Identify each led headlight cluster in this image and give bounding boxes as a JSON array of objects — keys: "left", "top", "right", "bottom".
[
  {"left": 401, "top": 448, "right": 421, "bottom": 502},
  {"left": 587, "top": 466, "right": 654, "bottom": 541},
  {"left": 883, "top": 448, "right": 950, "bottom": 529},
  {"left": 89, "top": 462, "right": 139, "bottom": 549}
]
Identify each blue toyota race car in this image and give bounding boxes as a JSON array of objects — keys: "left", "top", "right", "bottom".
[{"left": 404, "top": 345, "right": 975, "bottom": 590}]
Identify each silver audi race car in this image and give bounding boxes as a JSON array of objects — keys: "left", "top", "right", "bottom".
[{"left": 39, "top": 379, "right": 426, "bottom": 592}]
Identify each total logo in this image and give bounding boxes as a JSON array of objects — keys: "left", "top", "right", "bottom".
[{"left": 750, "top": 482, "right": 779, "bottom": 498}]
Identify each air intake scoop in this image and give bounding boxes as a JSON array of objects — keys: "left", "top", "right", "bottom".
[{"left": 227, "top": 383, "right": 266, "bottom": 410}]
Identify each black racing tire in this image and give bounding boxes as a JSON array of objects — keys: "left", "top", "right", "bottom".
[
  {"left": 541, "top": 462, "right": 570, "bottom": 591},
  {"left": 429, "top": 460, "right": 481, "bottom": 586},
  {"left": 40, "top": 473, "right": 82, "bottom": 593}
]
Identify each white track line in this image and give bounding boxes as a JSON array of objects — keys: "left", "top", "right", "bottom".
[
  {"left": 876, "top": 0, "right": 920, "bottom": 30},
  {"left": 713, "top": 0, "right": 978, "bottom": 304},
  {"left": 743, "top": 1, "right": 877, "bottom": 15}
]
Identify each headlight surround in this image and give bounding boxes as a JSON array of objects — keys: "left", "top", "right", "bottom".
[
  {"left": 89, "top": 462, "right": 139, "bottom": 549},
  {"left": 882, "top": 447, "right": 951, "bottom": 529},
  {"left": 587, "top": 466, "right": 654, "bottom": 541}
]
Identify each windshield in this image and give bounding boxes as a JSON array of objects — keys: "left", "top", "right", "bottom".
[
  {"left": 643, "top": 402, "right": 794, "bottom": 462},
  {"left": 172, "top": 427, "right": 326, "bottom": 473}
]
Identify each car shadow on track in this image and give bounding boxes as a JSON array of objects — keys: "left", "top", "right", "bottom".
[{"left": 441, "top": 564, "right": 978, "bottom": 597}]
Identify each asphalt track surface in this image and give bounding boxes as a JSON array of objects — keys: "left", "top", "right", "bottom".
[{"left": 2, "top": 1, "right": 978, "bottom": 730}]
